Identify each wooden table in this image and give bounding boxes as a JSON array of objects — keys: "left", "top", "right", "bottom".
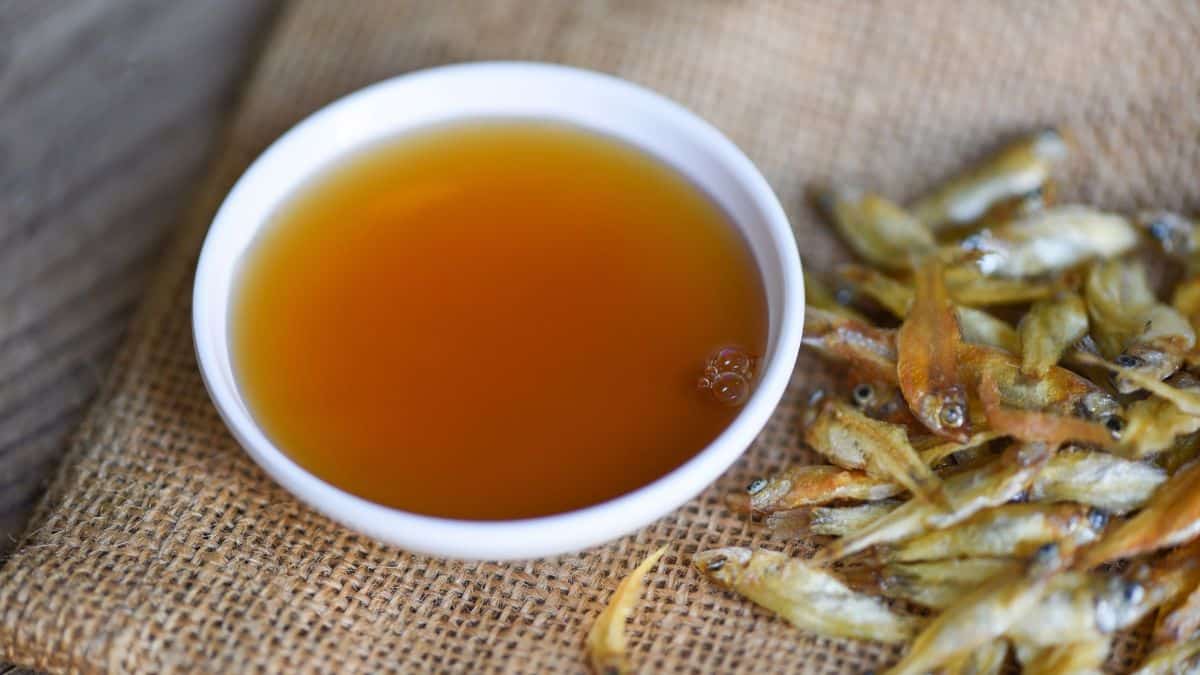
[{"left": 1, "top": 2, "right": 277, "bottom": 671}]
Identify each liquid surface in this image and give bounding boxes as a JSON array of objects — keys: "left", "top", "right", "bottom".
[{"left": 232, "top": 120, "right": 768, "bottom": 520}]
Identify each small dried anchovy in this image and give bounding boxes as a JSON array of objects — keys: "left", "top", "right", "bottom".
[
  {"left": 698, "top": 129, "right": 1200, "bottom": 675},
  {"left": 897, "top": 258, "right": 970, "bottom": 442},
  {"left": 883, "top": 502, "right": 1107, "bottom": 562},
  {"left": 733, "top": 464, "right": 902, "bottom": 515},
  {"left": 947, "top": 205, "right": 1137, "bottom": 278},
  {"left": 884, "top": 543, "right": 1070, "bottom": 675},
  {"left": 1027, "top": 447, "right": 1166, "bottom": 514},
  {"left": 586, "top": 546, "right": 666, "bottom": 675},
  {"left": 812, "top": 443, "right": 1052, "bottom": 565},
  {"left": 804, "top": 400, "right": 947, "bottom": 506},
  {"left": 694, "top": 547, "right": 920, "bottom": 643},
  {"left": 911, "top": 128, "right": 1069, "bottom": 230},
  {"left": 1018, "top": 290, "right": 1088, "bottom": 376},
  {"left": 815, "top": 185, "right": 935, "bottom": 271}
]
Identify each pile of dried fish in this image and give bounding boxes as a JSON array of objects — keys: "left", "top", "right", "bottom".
[{"left": 696, "top": 129, "right": 1200, "bottom": 673}]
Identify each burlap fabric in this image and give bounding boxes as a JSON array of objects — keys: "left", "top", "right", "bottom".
[{"left": 3, "top": 1, "right": 1199, "bottom": 672}]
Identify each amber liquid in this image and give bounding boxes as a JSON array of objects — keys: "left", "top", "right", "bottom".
[{"left": 232, "top": 120, "right": 768, "bottom": 520}]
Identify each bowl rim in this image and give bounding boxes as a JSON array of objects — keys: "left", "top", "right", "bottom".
[{"left": 192, "top": 61, "right": 804, "bottom": 561}]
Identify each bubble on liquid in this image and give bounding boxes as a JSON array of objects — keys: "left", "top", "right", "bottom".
[
  {"left": 699, "top": 346, "right": 756, "bottom": 406},
  {"left": 710, "top": 347, "right": 753, "bottom": 377},
  {"left": 711, "top": 372, "right": 749, "bottom": 406}
]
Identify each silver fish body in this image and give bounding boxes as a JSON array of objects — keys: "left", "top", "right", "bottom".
[
  {"left": 952, "top": 206, "right": 1136, "bottom": 278},
  {"left": 694, "top": 547, "right": 920, "bottom": 643},
  {"left": 1030, "top": 449, "right": 1166, "bottom": 514},
  {"left": 911, "top": 129, "right": 1069, "bottom": 231}
]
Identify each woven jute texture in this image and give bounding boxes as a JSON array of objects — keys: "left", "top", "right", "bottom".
[{"left": 4, "top": 1, "right": 1200, "bottom": 672}]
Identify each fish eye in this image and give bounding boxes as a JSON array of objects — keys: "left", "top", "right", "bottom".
[
  {"left": 939, "top": 403, "right": 965, "bottom": 428},
  {"left": 852, "top": 383, "right": 874, "bottom": 405},
  {"left": 706, "top": 557, "right": 727, "bottom": 572},
  {"left": 1032, "top": 542, "right": 1059, "bottom": 564},
  {"left": 1122, "top": 582, "right": 1145, "bottom": 603},
  {"left": 1150, "top": 219, "right": 1172, "bottom": 242},
  {"left": 1087, "top": 508, "right": 1109, "bottom": 529},
  {"left": 1115, "top": 354, "right": 1143, "bottom": 368},
  {"left": 1104, "top": 416, "right": 1125, "bottom": 438},
  {"left": 835, "top": 287, "right": 855, "bottom": 306},
  {"left": 747, "top": 478, "right": 768, "bottom": 495}
]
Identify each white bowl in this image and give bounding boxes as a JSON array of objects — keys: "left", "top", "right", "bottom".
[{"left": 193, "top": 62, "right": 804, "bottom": 561}]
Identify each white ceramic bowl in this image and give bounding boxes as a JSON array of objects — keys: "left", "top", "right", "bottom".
[{"left": 193, "top": 62, "right": 804, "bottom": 561}]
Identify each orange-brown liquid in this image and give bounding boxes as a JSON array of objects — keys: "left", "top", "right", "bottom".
[{"left": 232, "top": 120, "right": 768, "bottom": 520}]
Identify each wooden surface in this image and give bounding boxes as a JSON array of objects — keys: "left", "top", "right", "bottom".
[
  {"left": 2, "top": 3, "right": 276, "bottom": 672},
  {"left": 0, "top": 0, "right": 276, "bottom": 564}
]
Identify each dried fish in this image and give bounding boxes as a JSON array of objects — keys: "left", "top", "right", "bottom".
[
  {"left": 1019, "top": 291, "right": 1089, "bottom": 376},
  {"left": 938, "top": 642, "right": 1009, "bottom": 675},
  {"left": 884, "top": 543, "right": 1069, "bottom": 675},
  {"left": 1117, "top": 384, "right": 1200, "bottom": 459},
  {"left": 816, "top": 185, "right": 936, "bottom": 271},
  {"left": 587, "top": 546, "right": 666, "bottom": 675},
  {"left": 802, "top": 307, "right": 898, "bottom": 385},
  {"left": 898, "top": 258, "right": 970, "bottom": 441},
  {"left": 944, "top": 265, "right": 1057, "bottom": 306},
  {"left": 1085, "top": 258, "right": 1159, "bottom": 357},
  {"left": 733, "top": 465, "right": 902, "bottom": 515},
  {"left": 1135, "top": 638, "right": 1200, "bottom": 675},
  {"left": 1017, "top": 639, "right": 1109, "bottom": 675},
  {"left": 691, "top": 132, "right": 1200, "bottom": 671},
  {"left": 884, "top": 502, "right": 1107, "bottom": 563},
  {"left": 978, "top": 368, "right": 1114, "bottom": 448},
  {"left": 1079, "top": 355, "right": 1200, "bottom": 424},
  {"left": 911, "top": 129, "right": 1069, "bottom": 231},
  {"left": 937, "top": 640, "right": 1008, "bottom": 675},
  {"left": 1029, "top": 448, "right": 1166, "bottom": 514},
  {"left": 1080, "top": 459, "right": 1200, "bottom": 568},
  {"left": 1005, "top": 570, "right": 1154, "bottom": 649},
  {"left": 812, "top": 443, "right": 1052, "bottom": 564},
  {"left": 693, "top": 547, "right": 920, "bottom": 643},
  {"left": 959, "top": 343, "right": 1118, "bottom": 420},
  {"left": 870, "top": 558, "right": 1023, "bottom": 610},
  {"left": 937, "top": 185, "right": 1054, "bottom": 249},
  {"left": 1150, "top": 542, "right": 1200, "bottom": 645},
  {"left": 838, "top": 263, "right": 912, "bottom": 317},
  {"left": 1120, "top": 303, "right": 1195, "bottom": 388},
  {"left": 1085, "top": 259, "right": 1195, "bottom": 392},
  {"left": 804, "top": 401, "right": 947, "bottom": 506},
  {"left": 838, "top": 264, "right": 1021, "bottom": 352},
  {"left": 949, "top": 206, "right": 1137, "bottom": 278},
  {"left": 765, "top": 500, "right": 903, "bottom": 538},
  {"left": 804, "top": 269, "right": 869, "bottom": 323}
]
